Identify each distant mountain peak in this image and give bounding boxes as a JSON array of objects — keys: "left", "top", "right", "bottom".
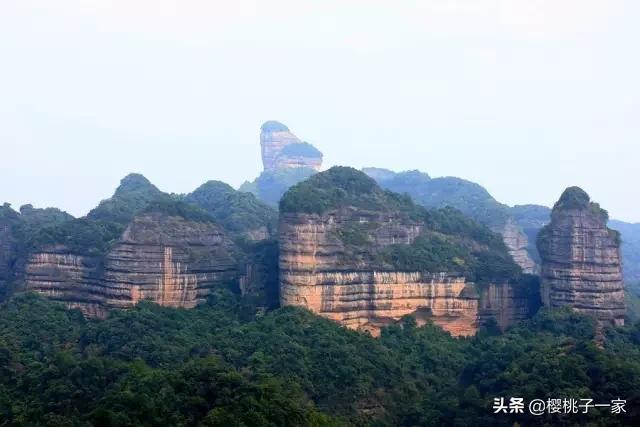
[
  {"left": 260, "top": 121, "right": 322, "bottom": 172},
  {"left": 260, "top": 120, "right": 290, "bottom": 133},
  {"left": 116, "top": 173, "right": 159, "bottom": 195}
]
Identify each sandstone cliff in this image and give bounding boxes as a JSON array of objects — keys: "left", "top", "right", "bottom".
[
  {"left": 538, "top": 187, "right": 625, "bottom": 327},
  {"left": 363, "top": 168, "right": 539, "bottom": 274},
  {"left": 260, "top": 121, "right": 322, "bottom": 172},
  {"left": 25, "top": 211, "right": 240, "bottom": 316},
  {"left": 279, "top": 167, "right": 537, "bottom": 336},
  {"left": 500, "top": 219, "right": 537, "bottom": 274}
]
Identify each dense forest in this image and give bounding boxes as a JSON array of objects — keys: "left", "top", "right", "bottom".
[{"left": 0, "top": 291, "right": 639, "bottom": 426}]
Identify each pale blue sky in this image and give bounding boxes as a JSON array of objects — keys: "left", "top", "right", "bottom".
[{"left": 1, "top": 1, "right": 638, "bottom": 222}]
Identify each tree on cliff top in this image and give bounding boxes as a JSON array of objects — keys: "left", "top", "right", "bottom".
[
  {"left": 280, "top": 142, "right": 323, "bottom": 159},
  {"left": 552, "top": 186, "right": 609, "bottom": 220},
  {"left": 87, "top": 173, "right": 163, "bottom": 225},
  {"left": 280, "top": 167, "right": 521, "bottom": 282}
]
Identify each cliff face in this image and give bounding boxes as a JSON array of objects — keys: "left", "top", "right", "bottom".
[
  {"left": 363, "top": 168, "right": 540, "bottom": 274},
  {"left": 477, "top": 281, "right": 541, "bottom": 331},
  {"left": 25, "top": 212, "right": 240, "bottom": 316},
  {"left": 538, "top": 187, "right": 625, "bottom": 327},
  {"left": 279, "top": 210, "right": 478, "bottom": 336},
  {"left": 500, "top": 219, "right": 537, "bottom": 274},
  {"left": 280, "top": 210, "right": 537, "bottom": 336},
  {"left": 260, "top": 121, "right": 322, "bottom": 172},
  {"left": 24, "top": 246, "right": 106, "bottom": 316},
  {"left": 278, "top": 168, "right": 537, "bottom": 336}
]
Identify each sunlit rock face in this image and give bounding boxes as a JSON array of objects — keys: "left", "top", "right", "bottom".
[
  {"left": 279, "top": 209, "right": 536, "bottom": 336},
  {"left": 538, "top": 187, "right": 625, "bottom": 327},
  {"left": 260, "top": 121, "right": 322, "bottom": 172},
  {"left": 24, "top": 247, "right": 106, "bottom": 316},
  {"left": 25, "top": 213, "right": 239, "bottom": 317},
  {"left": 278, "top": 210, "right": 477, "bottom": 336}
]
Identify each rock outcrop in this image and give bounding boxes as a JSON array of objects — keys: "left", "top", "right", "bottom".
[
  {"left": 363, "top": 168, "right": 540, "bottom": 274},
  {"left": 25, "top": 211, "right": 240, "bottom": 317},
  {"left": 538, "top": 187, "right": 625, "bottom": 327},
  {"left": 279, "top": 167, "right": 538, "bottom": 336},
  {"left": 260, "top": 121, "right": 322, "bottom": 172},
  {"left": 501, "top": 219, "right": 537, "bottom": 274}
]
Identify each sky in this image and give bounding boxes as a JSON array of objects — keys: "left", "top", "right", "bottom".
[{"left": 0, "top": 0, "right": 638, "bottom": 222}]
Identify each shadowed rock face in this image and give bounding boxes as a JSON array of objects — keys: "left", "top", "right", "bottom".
[
  {"left": 25, "top": 212, "right": 240, "bottom": 317},
  {"left": 538, "top": 187, "right": 625, "bottom": 327},
  {"left": 501, "top": 219, "right": 537, "bottom": 274},
  {"left": 260, "top": 121, "right": 322, "bottom": 172}
]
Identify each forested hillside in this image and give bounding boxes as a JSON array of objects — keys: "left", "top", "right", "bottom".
[{"left": 0, "top": 292, "right": 638, "bottom": 426}]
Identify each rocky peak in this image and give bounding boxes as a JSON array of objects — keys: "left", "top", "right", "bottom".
[
  {"left": 279, "top": 167, "right": 532, "bottom": 336},
  {"left": 537, "top": 187, "right": 624, "bottom": 328},
  {"left": 260, "top": 121, "right": 322, "bottom": 172},
  {"left": 114, "top": 173, "right": 161, "bottom": 197},
  {"left": 25, "top": 206, "right": 241, "bottom": 316},
  {"left": 87, "top": 173, "right": 163, "bottom": 224}
]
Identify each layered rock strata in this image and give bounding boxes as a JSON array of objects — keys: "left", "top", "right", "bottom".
[
  {"left": 279, "top": 209, "right": 535, "bottom": 336},
  {"left": 538, "top": 187, "right": 625, "bottom": 327},
  {"left": 500, "top": 219, "right": 537, "bottom": 274},
  {"left": 260, "top": 121, "right": 322, "bottom": 171},
  {"left": 25, "top": 213, "right": 239, "bottom": 316}
]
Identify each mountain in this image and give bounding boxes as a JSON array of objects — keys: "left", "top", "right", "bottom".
[
  {"left": 363, "top": 168, "right": 537, "bottom": 273},
  {"left": 538, "top": 187, "right": 625, "bottom": 328},
  {"left": 610, "top": 220, "right": 640, "bottom": 286},
  {"left": 241, "top": 121, "right": 323, "bottom": 206},
  {"left": 260, "top": 120, "right": 323, "bottom": 171},
  {"left": 185, "top": 180, "right": 277, "bottom": 241},
  {"left": 0, "top": 203, "right": 74, "bottom": 300},
  {"left": 364, "top": 168, "right": 640, "bottom": 286},
  {"left": 279, "top": 166, "right": 539, "bottom": 336},
  {"left": 1, "top": 173, "right": 284, "bottom": 312}
]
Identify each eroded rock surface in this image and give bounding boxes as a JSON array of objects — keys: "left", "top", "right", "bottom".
[
  {"left": 500, "top": 219, "right": 537, "bottom": 274},
  {"left": 538, "top": 187, "right": 625, "bottom": 327},
  {"left": 260, "top": 121, "right": 322, "bottom": 172},
  {"left": 25, "top": 212, "right": 240, "bottom": 316},
  {"left": 278, "top": 168, "right": 539, "bottom": 336}
]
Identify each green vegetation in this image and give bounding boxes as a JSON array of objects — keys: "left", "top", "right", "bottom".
[
  {"left": 0, "top": 292, "right": 638, "bottom": 425},
  {"left": 280, "top": 142, "right": 323, "bottom": 159},
  {"left": 552, "top": 186, "right": 609, "bottom": 221},
  {"left": 141, "top": 198, "right": 216, "bottom": 224},
  {"left": 365, "top": 169, "right": 512, "bottom": 228},
  {"left": 87, "top": 173, "right": 163, "bottom": 225},
  {"left": 240, "top": 167, "right": 317, "bottom": 206},
  {"left": 282, "top": 168, "right": 521, "bottom": 283},
  {"left": 280, "top": 166, "right": 419, "bottom": 216},
  {"left": 185, "top": 181, "right": 278, "bottom": 237}
]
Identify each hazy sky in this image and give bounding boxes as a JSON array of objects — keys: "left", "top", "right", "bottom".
[{"left": 1, "top": 1, "right": 638, "bottom": 222}]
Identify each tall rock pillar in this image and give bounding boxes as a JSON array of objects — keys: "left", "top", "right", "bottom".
[{"left": 537, "top": 187, "right": 625, "bottom": 327}]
